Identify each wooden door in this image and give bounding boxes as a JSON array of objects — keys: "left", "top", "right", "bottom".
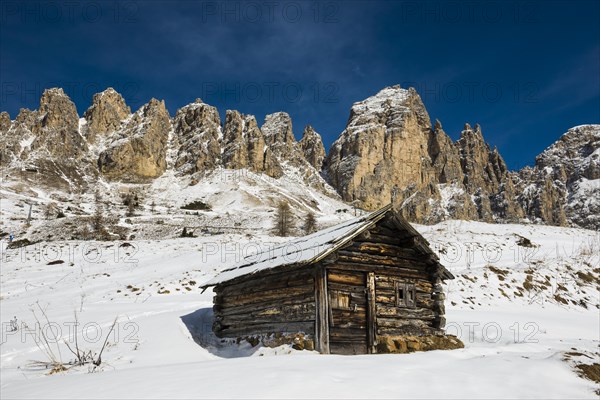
[{"left": 327, "top": 270, "right": 370, "bottom": 355}]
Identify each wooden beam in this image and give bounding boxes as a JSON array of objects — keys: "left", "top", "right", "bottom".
[
  {"left": 314, "top": 265, "right": 330, "bottom": 354},
  {"left": 367, "top": 272, "right": 377, "bottom": 354}
]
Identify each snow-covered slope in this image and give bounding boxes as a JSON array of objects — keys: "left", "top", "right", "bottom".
[{"left": 1, "top": 220, "right": 598, "bottom": 399}]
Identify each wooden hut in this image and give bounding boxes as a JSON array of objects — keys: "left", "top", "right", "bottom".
[{"left": 201, "top": 204, "right": 455, "bottom": 355}]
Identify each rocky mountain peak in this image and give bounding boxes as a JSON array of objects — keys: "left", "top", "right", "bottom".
[
  {"left": 37, "top": 87, "right": 79, "bottom": 133},
  {"left": 326, "top": 85, "right": 434, "bottom": 211},
  {"left": 172, "top": 100, "right": 222, "bottom": 176},
  {"left": 261, "top": 112, "right": 296, "bottom": 146},
  {"left": 0, "top": 111, "right": 10, "bottom": 132},
  {"left": 522, "top": 124, "right": 600, "bottom": 229},
  {"left": 347, "top": 85, "right": 412, "bottom": 128},
  {"left": 536, "top": 124, "right": 600, "bottom": 181},
  {"left": 98, "top": 98, "right": 171, "bottom": 182},
  {"left": 83, "top": 88, "right": 131, "bottom": 141},
  {"left": 299, "top": 125, "right": 326, "bottom": 170},
  {"left": 221, "top": 110, "right": 283, "bottom": 178}
]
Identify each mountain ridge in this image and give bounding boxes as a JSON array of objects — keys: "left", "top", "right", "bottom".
[{"left": 0, "top": 85, "right": 597, "bottom": 230}]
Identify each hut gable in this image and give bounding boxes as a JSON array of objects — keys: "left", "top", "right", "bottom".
[{"left": 202, "top": 204, "right": 456, "bottom": 355}]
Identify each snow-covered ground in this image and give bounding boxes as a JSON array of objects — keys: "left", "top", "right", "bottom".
[{"left": 1, "top": 216, "right": 598, "bottom": 398}]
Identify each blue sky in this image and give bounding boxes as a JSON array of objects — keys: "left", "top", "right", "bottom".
[{"left": 1, "top": 0, "right": 598, "bottom": 169}]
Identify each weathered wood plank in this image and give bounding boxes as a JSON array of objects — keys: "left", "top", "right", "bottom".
[
  {"left": 329, "top": 328, "right": 368, "bottom": 340},
  {"left": 377, "top": 317, "right": 432, "bottom": 329},
  {"left": 215, "top": 284, "right": 314, "bottom": 307},
  {"left": 330, "top": 262, "right": 429, "bottom": 279},
  {"left": 216, "top": 321, "right": 315, "bottom": 338},
  {"left": 215, "top": 293, "right": 314, "bottom": 316},
  {"left": 374, "top": 294, "right": 433, "bottom": 309},
  {"left": 337, "top": 250, "right": 429, "bottom": 269},
  {"left": 329, "top": 341, "right": 368, "bottom": 355},
  {"left": 356, "top": 232, "right": 403, "bottom": 246},
  {"left": 377, "top": 325, "right": 437, "bottom": 337},
  {"left": 216, "top": 303, "right": 316, "bottom": 324},
  {"left": 347, "top": 242, "right": 426, "bottom": 261},
  {"left": 374, "top": 275, "right": 433, "bottom": 290},
  {"left": 327, "top": 271, "right": 365, "bottom": 286},
  {"left": 375, "top": 305, "right": 435, "bottom": 320},
  {"left": 315, "top": 266, "right": 330, "bottom": 354},
  {"left": 366, "top": 272, "right": 376, "bottom": 354}
]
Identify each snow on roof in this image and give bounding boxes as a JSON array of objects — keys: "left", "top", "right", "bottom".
[{"left": 202, "top": 205, "right": 393, "bottom": 287}]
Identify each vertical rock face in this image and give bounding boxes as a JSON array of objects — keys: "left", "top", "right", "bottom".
[
  {"left": 454, "top": 123, "right": 524, "bottom": 222},
  {"left": 36, "top": 88, "right": 80, "bottom": 133},
  {"left": 517, "top": 125, "right": 599, "bottom": 229},
  {"left": 324, "top": 86, "right": 527, "bottom": 224},
  {"left": 260, "top": 112, "right": 306, "bottom": 167},
  {"left": 0, "top": 88, "right": 91, "bottom": 189},
  {"left": 172, "top": 99, "right": 222, "bottom": 175},
  {"left": 221, "top": 110, "right": 247, "bottom": 170},
  {"left": 299, "top": 125, "right": 326, "bottom": 170},
  {"left": 221, "top": 110, "right": 283, "bottom": 178},
  {"left": 98, "top": 99, "right": 171, "bottom": 181},
  {"left": 457, "top": 124, "right": 501, "bottom": 194},
  {"left": 31, "top": 88, "right": 87, "bottom": 159},
  {"left": 259, "top": 112, "right": 326, "bottom": 186},
  {"left": 326, "top": 86, "right": 436, "bottom": 211},
  {"left": 429, "top": 120, "right": 462, "bottom": 184},
  {"left": 0, "top": 111, "right": 18, "bottom": 166},
  {"left": 83, "top": 88, "right": 131, "bottom": 142},
  {"left": 0, "top": 111, "right": 11, "bottom": 132},
  {"left": 262, "top": 112, "right": 296, "bottom": 149}
]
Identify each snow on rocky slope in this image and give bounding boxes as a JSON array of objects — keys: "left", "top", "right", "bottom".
[{"left": 1, "top": 214, "right": 598, "bottom": 398}]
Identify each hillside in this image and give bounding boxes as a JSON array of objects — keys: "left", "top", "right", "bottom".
[{"left": 0, "top": 218, "right": 598, "bottom": 398}]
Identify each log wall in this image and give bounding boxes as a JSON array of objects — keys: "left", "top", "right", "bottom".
[
  {"left": 213, "top": 267, "right": 316, "bottom": 338},
  {"left": 327, "top": 221, "right": 441, "bottom": 342}
]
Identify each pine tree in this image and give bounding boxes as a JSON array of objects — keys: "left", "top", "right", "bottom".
[
  {"left": 304, "top": 211, "right": 317, "bottom": 234},
  {"left": 274, "top": 201, "right": 294, "bottom": 236},
  {"left": 92, "top": 190, "right": 105, "bottom": 234},
  {"left": 126, "top": 199, "right": 136, "bottom": 217}
]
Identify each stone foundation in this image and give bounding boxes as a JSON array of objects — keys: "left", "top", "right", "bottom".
[{"left": 376, "top": 334, "right": 464, "bottom": 354}]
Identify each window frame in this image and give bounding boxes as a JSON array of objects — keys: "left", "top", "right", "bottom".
[{"left": 395, "top": 280, "right": 416, "bottom": 308}]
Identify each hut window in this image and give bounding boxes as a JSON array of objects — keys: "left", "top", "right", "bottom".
[
  {"left": 395, "top": 281, "right": 416, "bottom": 308},
  {"left": 330, "top": 290, "right": 350, "bottom": 309}
]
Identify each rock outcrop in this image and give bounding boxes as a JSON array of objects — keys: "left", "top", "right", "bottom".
[
  {"left": 260, "top": 112, "right": 329, "bottom": 188},
  {"left": 172, "top": 100, "right": 222, "bottom": 176},
  {"left": 0, "top": 88, "right": 91, "bottom": 190},
  {"left": 326, "top": 86, "right": 436, "bottom": 212},
  {"left": 98, "top": 99, "right": 171, "bottom": 181},
  {"left": 324, "top": 85, "right": 593, "bottom": 227},
  {"left": 299, "top": 125, "right": 326, "bottom": 170},
  {"left": 83, "top": 88, "right": 131, "bottom": 142},
  {"left": 261, "top": 112, "right": 307, "bottom": 168},
  {"left": 517, "top": 125, "right": 599, "bottom": 229},
  {"left": 0, "top": 111, "right": 11, "bottom": 132},
  {"left": 221, "top": 110, "right": 283, "bottom": 178},
  {"left": 30, "top": 88, "right": 87, "bottom": 160}
]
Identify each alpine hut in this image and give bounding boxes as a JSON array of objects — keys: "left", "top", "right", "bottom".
[{"left": 201, "top": 204, "right": 459, "bottom": 355}]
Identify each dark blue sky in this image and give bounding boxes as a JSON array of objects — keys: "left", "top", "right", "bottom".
[{"left": 1, "top": 0, "right": 599, "bottom": 169}]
